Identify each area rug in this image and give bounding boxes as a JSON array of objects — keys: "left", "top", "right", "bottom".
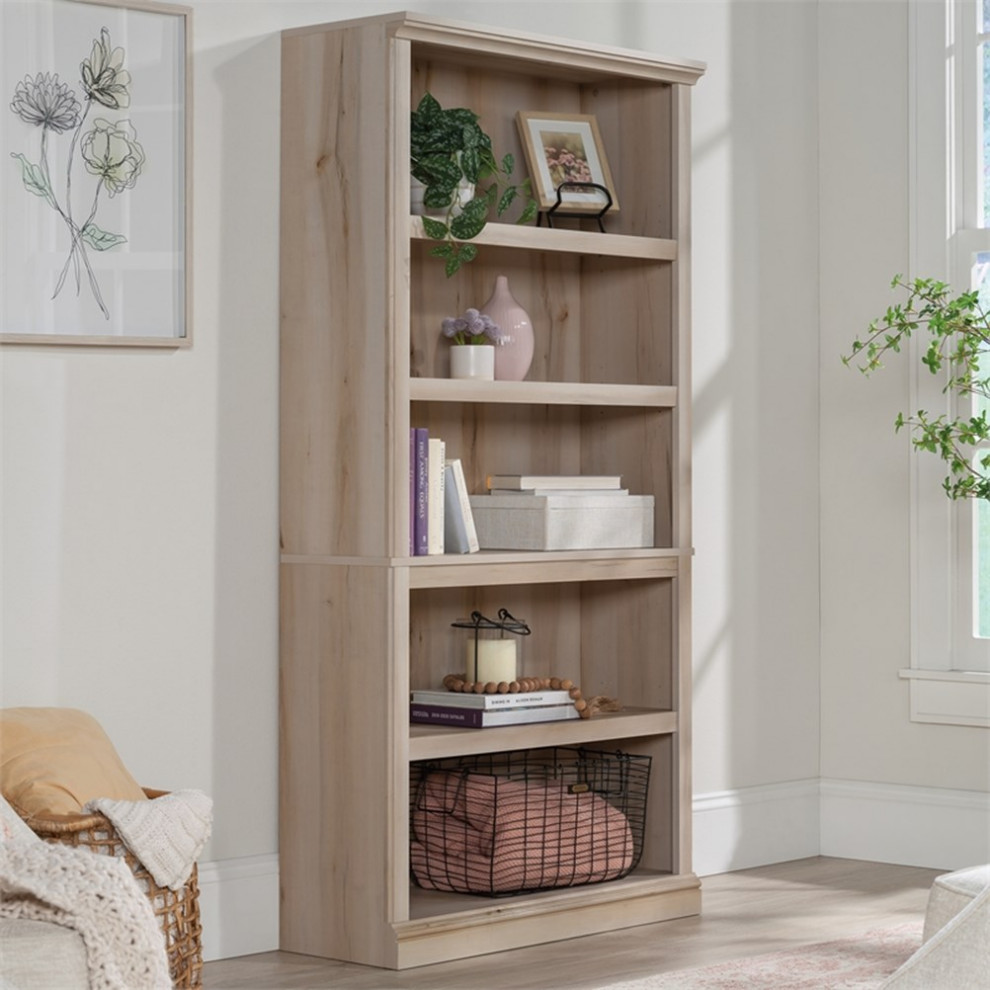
[{"left": 600, "top": 923, "right": 922, "bottom": 990}]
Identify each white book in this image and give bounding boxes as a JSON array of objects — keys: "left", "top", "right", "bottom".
[
  {"left": 443, "top": 458, "right": 479, "bottom": 553},
  {"left": 427, "top": 438, "right": 445, "bottom": 555},
  {"left": 485, "top": 474, "right": 623, "bottom": 491},
  {"left": 411, "top": 688, "right": 573, "bottom": 709},
  {"left": 488, "top": 488, "right": 630, "bottom": 497}
]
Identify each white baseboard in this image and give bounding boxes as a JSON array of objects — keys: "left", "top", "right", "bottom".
[
  {"left": 198, "top": 781, "right": 988, "bottom": 960},
  {"left": 820, "top": 778, "right": 990, "bottom": 871},
  {"left": 692, "top": 778, "right": 821, "bottom": 876},
  {"left": 197, "top": 853, "right": 279, "bottom": 962}
]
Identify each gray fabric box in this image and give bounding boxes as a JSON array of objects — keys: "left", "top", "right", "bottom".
[{"left": 468, "top": 494, "right": 654, "bottom": 550}]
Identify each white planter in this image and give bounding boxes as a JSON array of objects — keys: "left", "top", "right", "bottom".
[
  {"left": 411, "top": 175, "right": 475, "bottom": 218},
  {"left": 449, "top": 345, "right": 495, "bottom": 380}
]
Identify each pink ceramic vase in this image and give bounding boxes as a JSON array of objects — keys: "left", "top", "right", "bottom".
[{"left": 483, "top": 275, "right": 534, "bottom": 381}]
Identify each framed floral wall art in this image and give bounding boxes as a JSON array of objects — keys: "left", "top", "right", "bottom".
[
  {"left": 0, "top": 0, "right": 191, "bottom": 346},
  {"left": 516, "top": 111, "right": 619, "bottom": 216}
]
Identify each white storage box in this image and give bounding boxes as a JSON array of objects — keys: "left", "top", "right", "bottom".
[{"left": 468, "top": 494, "right": 654, "bottom": 551}]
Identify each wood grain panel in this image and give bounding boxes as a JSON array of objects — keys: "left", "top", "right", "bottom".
[
  {"left": 585, "top": 83, "right": 673, "bottom": 238},
  {"left": 579, "top": 580, "right": 674, "bottom": 708},
  {"left": 580, "top": 259, "right": 673, "bottom": 386},
  {"left": 280, "top": 26, "right": 390, "bottom": 557},
  {"left": 279, "top": 562, "right": 403, "bottom": 966}
]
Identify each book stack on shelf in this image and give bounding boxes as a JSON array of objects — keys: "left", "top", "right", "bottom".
[
  {"left": 469, "top": 475, "right": 655, "bottom": 551},
  {"left": 409, "top": 428, "right": 479, "bottom": 555},
  {"left": 410, "top": 688, "right": 580, "bottom": 729}
]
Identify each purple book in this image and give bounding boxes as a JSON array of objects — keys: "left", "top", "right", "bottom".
[
  {"left": 409, "top": 429, "right": 415, "bottom": 555},
  {"left": 413, "top": 428, "right": 429, "bottom": 556}
]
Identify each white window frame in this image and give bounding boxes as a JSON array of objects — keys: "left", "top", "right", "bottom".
[{"left": 902, "top": 0, "right": 990, "bottom": 725}]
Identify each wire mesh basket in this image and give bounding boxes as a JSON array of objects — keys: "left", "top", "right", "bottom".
[{"left": 410, "top": 747, "right": 651, "bottom": 896}]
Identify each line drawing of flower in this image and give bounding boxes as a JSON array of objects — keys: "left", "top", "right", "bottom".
[
  {"left": 81, "top": 118, "right": 145, "bottom": 196},
  {"left": 7, "top": 26, "right": 142, "bottom": 320},
  {"left": 81, "top": 28, "right": 131, "bottom": 110},
  {"left": 10, "top": 73, "right": 81, "bottom": 133}
]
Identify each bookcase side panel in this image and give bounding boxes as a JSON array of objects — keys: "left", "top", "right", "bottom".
[
  {"left": 674, "top": 559, "right": 693, "bottom": 876},
  {"left": 280, "top": 25, "right": 392, "bottom": 558},
  {"left": 671, "top": 83, "right": 693, "bottom": 552},
  {"left": 280, "top": 563, "right": 403, "bottom": 967}
]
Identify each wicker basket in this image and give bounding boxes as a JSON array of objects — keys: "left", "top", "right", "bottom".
[{"left": 23, "top": 788, "right": 203, "bottom": 988}]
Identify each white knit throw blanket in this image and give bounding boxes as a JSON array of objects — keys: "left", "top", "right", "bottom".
[
  {"left": 85, "top": 789, "right": 213, "bottom": 891},
  {"left": 0, "top": 838, "right": 170, "bottom": 990}
]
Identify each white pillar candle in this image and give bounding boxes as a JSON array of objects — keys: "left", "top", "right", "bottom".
[{"left": 466, "top": 638, "right": 517, "bottom": 684}]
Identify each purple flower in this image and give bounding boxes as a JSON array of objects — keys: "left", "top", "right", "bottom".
[{"left": 442, "top": 308, "right": 504, "bottom": 346}]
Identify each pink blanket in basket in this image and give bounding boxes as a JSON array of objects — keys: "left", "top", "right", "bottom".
[{"left": 410, "top": 771, "right": 634, "bottom": 894}]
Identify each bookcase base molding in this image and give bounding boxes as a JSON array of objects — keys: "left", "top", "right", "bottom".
[{"left": 394, "top": 877, "right": 702, "bottom": 969}]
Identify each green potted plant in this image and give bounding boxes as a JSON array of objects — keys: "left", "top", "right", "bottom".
[
  {"left": 410, "top": 92, "right": 537, "bottom": 276},
  {"left": 843, "top": 274, "right": 990, "bottom": 500}
]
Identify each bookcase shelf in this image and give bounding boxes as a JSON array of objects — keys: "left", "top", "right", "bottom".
[
  {"left": 409, "top": 378, "right": 679, "bottom": 407},
  {"left": 409, "top": 707, "right": 678, "bottom": 761},
  {"left": 405, "top": 548, "right": 684, "bottom": 588},
  {"left": 280, "top": 10, "right": 704, "bottom": 970},
  {"left": 410, "top": 215, "right": 679, "bottom": 261}
]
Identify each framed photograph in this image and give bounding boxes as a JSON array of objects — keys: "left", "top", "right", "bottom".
[
  {"left": 516, "top": 111, "right": 619, "bottom": 215},
  {"left": 0, "top": 0, "right": 191, "bottom": 346}
]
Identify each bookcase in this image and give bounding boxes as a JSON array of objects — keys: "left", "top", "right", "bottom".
[{"left": 279, "top": 11, "right": 705, "bottom": 969}]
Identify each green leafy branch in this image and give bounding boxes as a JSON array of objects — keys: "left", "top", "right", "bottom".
[
  {"left": 411, "top": 93, "right": 537, "bottom": 277},
  {"left": 843, "top": 274, "right": 990, "bottom": 500}
]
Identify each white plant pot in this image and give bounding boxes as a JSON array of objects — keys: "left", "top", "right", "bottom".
[
  {"left": 449, "top": 345, "right": 495, "bottom": 380},
  {"left": 411, "top": 175, "right": 475, "bottom": 218}
]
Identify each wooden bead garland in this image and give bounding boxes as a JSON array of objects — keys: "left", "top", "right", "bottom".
[{"left": 441, "top": 673, "right": 618, "bottom": 719}]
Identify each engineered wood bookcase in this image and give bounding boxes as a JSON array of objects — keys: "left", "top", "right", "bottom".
[{"left": 279, "top": 11, "right": 705, "bottom": 970}]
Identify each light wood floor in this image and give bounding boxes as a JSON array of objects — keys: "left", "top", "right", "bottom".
[{"left": 203, "top": 857, "right": 942, "bottom": 989}]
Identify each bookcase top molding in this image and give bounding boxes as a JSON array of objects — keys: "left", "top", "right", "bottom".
[{"left": 282, "top": 9, "right": 707, "bottom": 86}]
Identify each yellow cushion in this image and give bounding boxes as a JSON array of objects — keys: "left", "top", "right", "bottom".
[{"left": 0, "top": 708, "right": 147, "bottom": 819}]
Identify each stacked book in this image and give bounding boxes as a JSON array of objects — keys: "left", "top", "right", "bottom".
[
  {"left": 409, "top": 428, "right": 479, "bottom": 555},
  {"left": 468, "top": 474, "right": 654, "bottom": 551},
  {"left": 410, "top": 688, "right": 580, "bottom": 728}
]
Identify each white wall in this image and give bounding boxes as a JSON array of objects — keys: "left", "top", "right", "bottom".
[
  {"left": 817, "top": 0, "right": 990, "bottom": 868},
  {"left": 3, "top": 0, "right": 982, "bottom": 961}
]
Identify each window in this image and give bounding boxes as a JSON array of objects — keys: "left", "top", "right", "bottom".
[
  {"left": 966, "top": 259, "right": 990, "bottom": 645},
  {"left": 902, "top": 0, "right": 990, "bottom": 723}
]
